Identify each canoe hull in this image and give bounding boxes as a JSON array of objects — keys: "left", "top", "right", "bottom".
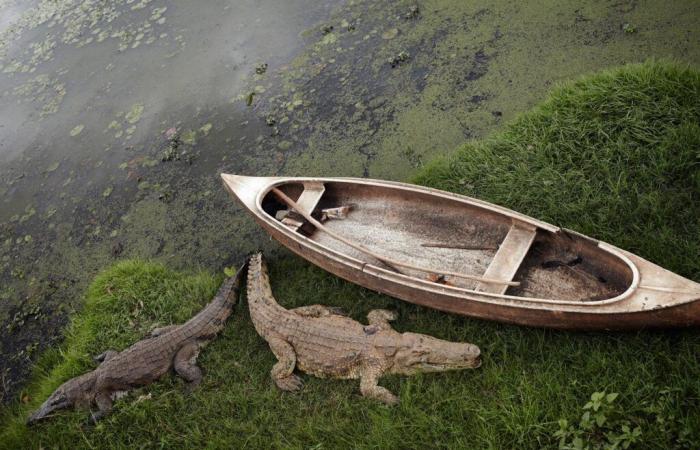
[
  {"left": 256, "top": 212, "right": 700, "bottom": 330},
  {"left": 223, "top": 174, "right": 700, "bottom": 330}
]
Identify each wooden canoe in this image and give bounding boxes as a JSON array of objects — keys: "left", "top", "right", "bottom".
[{"left": 221, "top": 174, "right": 700, "bottom": 330}]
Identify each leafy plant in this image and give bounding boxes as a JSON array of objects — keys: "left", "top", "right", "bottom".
[{"left": 554, "top": 392, "right": 641, "bottom": 450}]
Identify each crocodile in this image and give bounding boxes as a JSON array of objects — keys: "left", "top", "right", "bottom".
[
  {"left": 27, "top": 263, "right": 246, "bottom": 424},
  {"left": 247, "top": 253, "right": 481, "bottom": 405}
]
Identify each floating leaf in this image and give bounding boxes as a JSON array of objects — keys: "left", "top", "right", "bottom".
[
  {"left": 125, "top": 103, "right": 144, "bottom": 124},
  {"left": 382, "top": 28, "right": 399, "bottom": 40},
  {"left": 199, "top": 123, "right": 212, "bottom": 136},
  {"left": 181, "top": 130, "right": 196, "bottom": 145},
  {"left": 46, "top": 161, "right": 60, "bottom": 172},
  {"left": 102, "top": 186, "right": 113, "bottom": 198},
  {"left": 69, "top": 124, "right": 84, "bottom": 136}
]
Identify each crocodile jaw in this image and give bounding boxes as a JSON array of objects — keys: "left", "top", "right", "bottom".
[
  {"left": 27, "top": 374, "right": 93, "bottom": 424},
  {"left": 27, "top": 390, "right": 72, "bottom": 424},
  {"left": 391, "top": 332, "right": 481, "bottom": 375}
]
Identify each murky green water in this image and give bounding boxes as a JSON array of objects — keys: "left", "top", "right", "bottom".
[
  {"left": 1, "top": 0, "right": 698, "bottom": 403},
  {"left": 0, "top": 0, "right": 342, "bottom": 401}
]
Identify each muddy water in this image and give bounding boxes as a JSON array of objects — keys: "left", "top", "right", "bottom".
[
  {"left": 0, "top": 0, "right": 342, "bottom": 401},
  {"left": 1, "top": 0, "right": 699, "bottom": 403}
]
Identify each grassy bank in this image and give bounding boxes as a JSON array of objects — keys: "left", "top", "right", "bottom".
[{"left": 2, "top": 61, "right": 699, "bottom": 449}]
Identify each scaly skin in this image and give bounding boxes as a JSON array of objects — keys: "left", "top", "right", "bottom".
[
  {"left": 247, "top": 253, "right": 481, "bottom": 405},
  {"left": 27, "top": 263, "right": 247, "bottom": 424}
]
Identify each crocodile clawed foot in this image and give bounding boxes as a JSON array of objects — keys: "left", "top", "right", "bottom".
[
  {"left": 328, "top": 306, "right": 348, "bottom": 316},
  {"left": 84, "top": 411, "right": 104, "bottom": 426},
  {"left": 93, "top": 350, "right": 118, "bottom": 364},
  {"left": 275, "top": 374, "right": 304, "bottom": 391},
  {"left": 381, "top": 392, "right": 399, "bottom": 406},
  {"left": 183, "top": 379, "right": 202, "bottom": 395}
]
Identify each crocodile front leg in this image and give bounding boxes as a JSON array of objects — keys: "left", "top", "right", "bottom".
[
  {"left": 174, "top": 341, "right": 203, "bottom": 392},
  {"left": 291, "top": 305, "right": 347, "bottom": 318},
  {"left": 93, "top": 350, "right": 118, "bottom": 364},
  {"left": 359, "top": 363, "right": 397, "bottom": 405},
  {"left": 267, "top": 335, "right": 303, "bottom": 391},
  {"left": 366, "top": 309, "right": 398, "bottom": 331},
  {"left": 89, "top": 391, "right": 113, "bottom": 423}
]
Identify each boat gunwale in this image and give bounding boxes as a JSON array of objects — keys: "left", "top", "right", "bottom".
[{"left": 251, "top": 176, "right": 642, "bottom": 309}]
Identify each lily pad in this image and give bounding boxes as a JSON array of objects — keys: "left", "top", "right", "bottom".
[
  {"left": 320, "top": 33, "right": 337, "bottom": 45},
  {"left": 199, "top": 123, "right": 212, "bottom": 136},
  {"left": 382, "top": 28, "right": 399, "bottom": 40},
  {"left": 125, "top": 103, "right": 145, "bottom": 124},
  {"left": 69, "top": 124, "right": 84, "bottom": 137},
  {"left": 181, "top": 130, "right": 196, "bottom": 145}
]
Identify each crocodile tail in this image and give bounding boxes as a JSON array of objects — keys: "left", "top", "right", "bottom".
[
  {"left": 183, "top": 260, "right": 247, "bottom": 333},
  {"left": 215, "top": 261, "right": 248, "bottom": 307},
  {"left": 246, "top": 252, "right": 279, "bottom": 309}
]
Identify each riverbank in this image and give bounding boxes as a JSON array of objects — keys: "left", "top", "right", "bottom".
[{"left": 1, "top": 60, "right": 698, "bottom": 449}]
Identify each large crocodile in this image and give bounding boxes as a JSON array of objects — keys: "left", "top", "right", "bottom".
[
  {"left": 28, "top": 263, "right": 246, "bottom": 424},
  {"left": 247, "top": 253, "right": 481, "bottom": 405}
]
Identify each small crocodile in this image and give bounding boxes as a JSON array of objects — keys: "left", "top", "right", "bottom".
[
  {"left": 247, "top": 253, "right": 481, "bottom": 405},
  {"left": 28, "top": 263, "right": 246, "bottom": 424}
]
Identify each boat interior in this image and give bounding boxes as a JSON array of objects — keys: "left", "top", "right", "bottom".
[{"left": 261, "top": 180, "right": 634, "bottom": 302}]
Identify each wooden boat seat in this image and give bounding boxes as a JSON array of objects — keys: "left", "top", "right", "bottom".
[
  {"left": 475, "top": 221, "right": 538, "bottom": 294},
  {"left": 282, "top": 182, "right": 325, "bottom": 231}
]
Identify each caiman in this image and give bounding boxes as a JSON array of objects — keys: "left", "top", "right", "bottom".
[
  {"left": 247, "top": 253, "right": 481, "bottom": 405},
  {"left": 27, "top": 263, "right": 246, "bottom": 424}
]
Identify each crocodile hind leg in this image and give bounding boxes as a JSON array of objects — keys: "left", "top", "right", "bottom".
[
  {"left": 359, "top": 364, "right": 398, "bottom": 405},
  {"left": 366, "top": 310, "right": 398, "bottom": 331},
  {"left": 174, "top": 342, "right": 203, "bottom": 392},
  {"left": 93, "top": 350, "right": 118, "bottom": 364},
  {"left": 267, "top": 335, "right": 303, "bottom": 391},
  {"left": 149, "top": 324, "right": 179, "bottom": 338},
  {"left": 291, "top": 305, "right": 347, "bottom": 318}
]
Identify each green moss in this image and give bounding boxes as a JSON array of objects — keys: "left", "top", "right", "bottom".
[{"left": 265, "top": 0, "right": 700, "bottom": 181}]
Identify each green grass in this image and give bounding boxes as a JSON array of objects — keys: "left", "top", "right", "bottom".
[{"left": 2, "top": 60, "right": 700, "bottom": 449}]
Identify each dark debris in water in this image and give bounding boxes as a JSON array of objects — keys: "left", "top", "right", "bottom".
[
  {"left": 389, "top": 51, "right": 410, "bottom": 68},
  {"left": 255, "top": 63, "right": 268, "bottom": 75},
  {"left": 404, "top": 5, "right": 421, "bottom": 20}
]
